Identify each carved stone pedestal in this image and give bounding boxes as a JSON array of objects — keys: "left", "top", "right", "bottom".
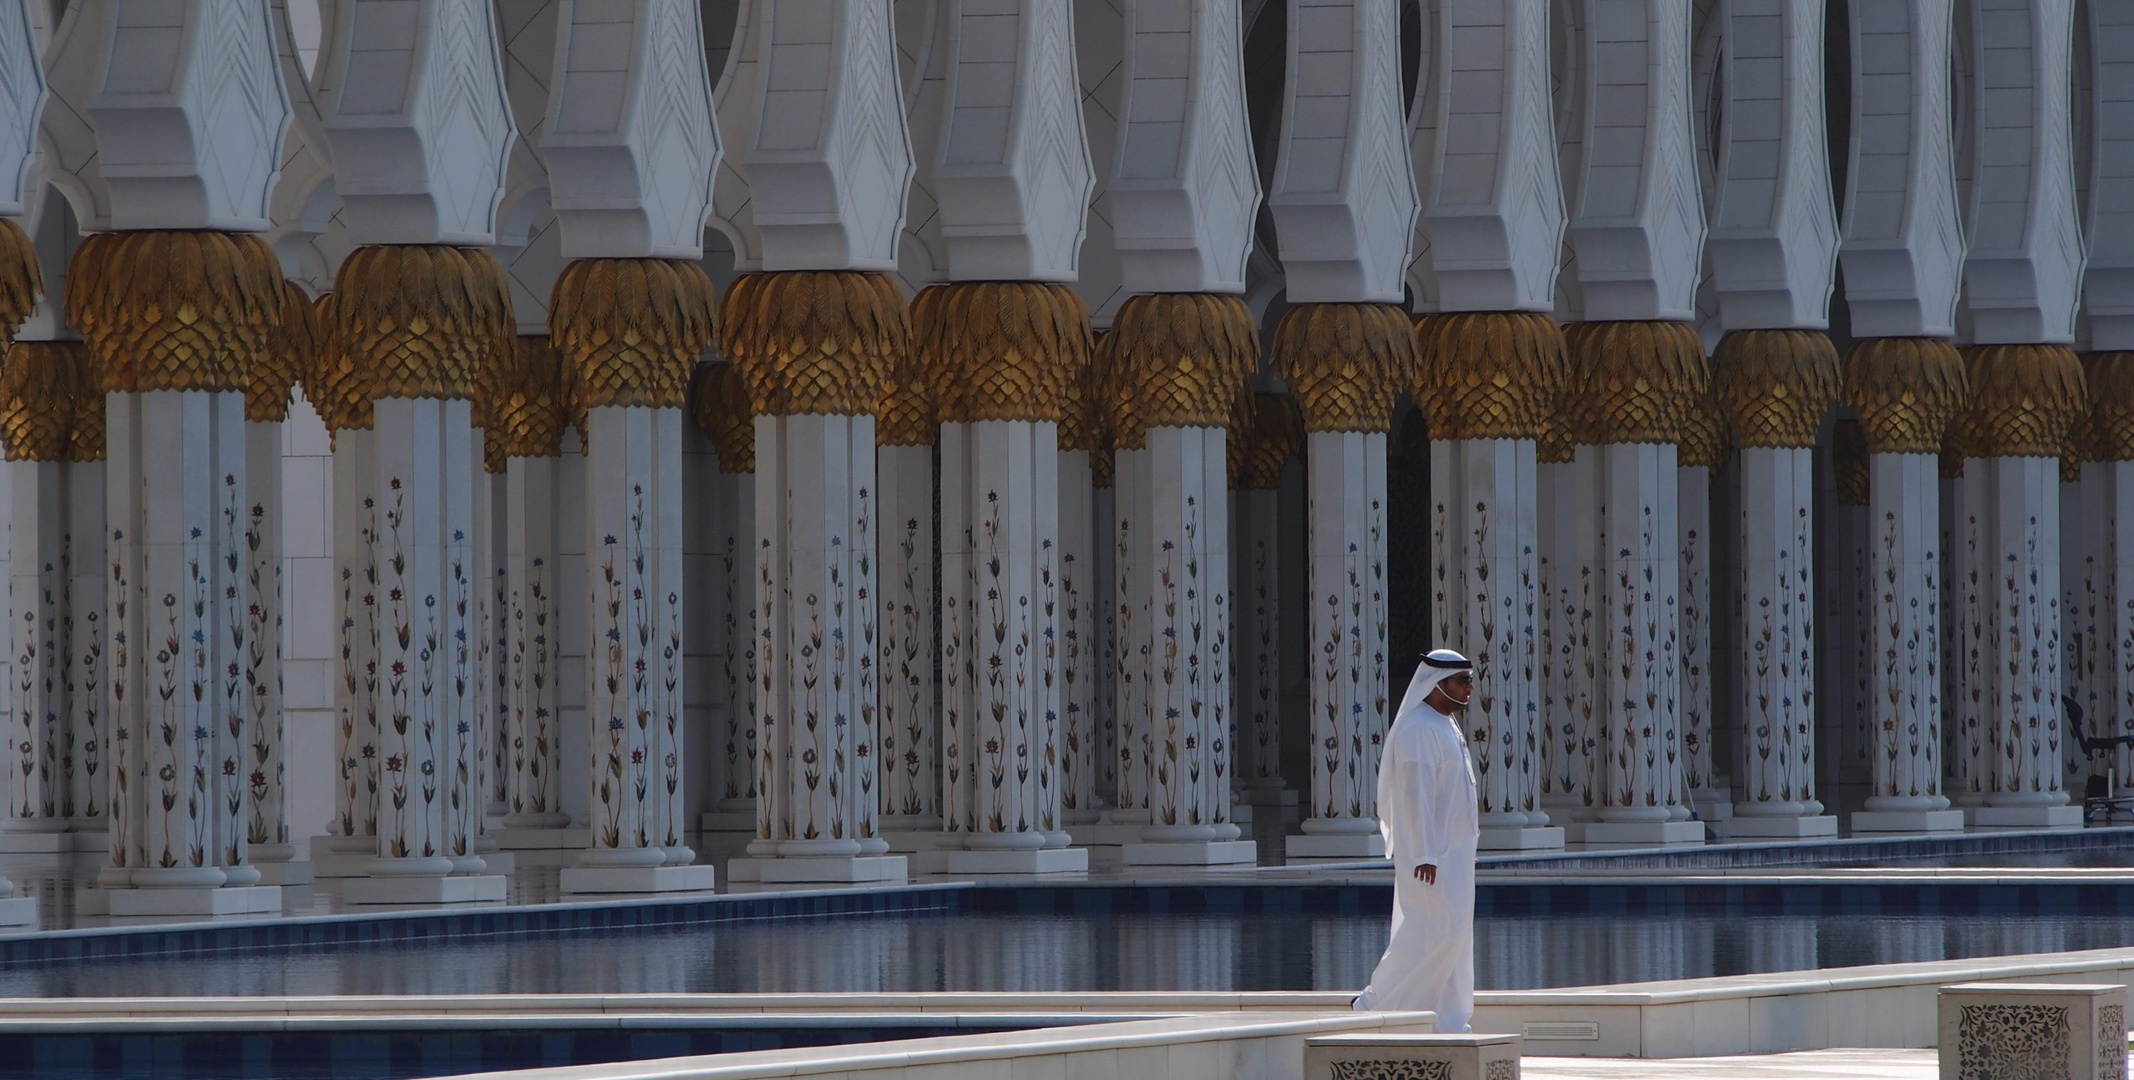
[{"left": 1937, "top": 983, "right": 2125, "bottom": 1080}]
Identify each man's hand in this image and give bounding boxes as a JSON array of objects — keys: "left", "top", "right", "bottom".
[{"left": 1414, "top": 864, "right": 1437, "bottom": 885}]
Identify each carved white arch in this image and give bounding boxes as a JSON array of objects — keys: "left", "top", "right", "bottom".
[
  {"left": 84, "top": 0, "right": 292, "bottom": 231},
  {"left": 1108, "top": 0, "right": 1261, "bottom": 295},
  {"left": 737, "top": 0, "right": 915, "bottom": 273},
  {"left": 2082, "top": 1, "right": 2134, "bottom": 349},
  {"left": 926, "top": 0, "right": 1093, "bottom": 283},
  {"left": 1406, "top": 0, "right": 1563, "bottom": 314},
  {"left": 1956, "top": 0, "right": 2084, "bottom": 345},
  {"left": 0, "top": 0, "right": 48, "bottom": 215},
  {"left": 542, "top": 0, "right": 721, "bottom": 261},
  {"left": 1838, "top": 0, "right": 1965, "bottom": 339},
  {"left": 314, "top": 0, "right": 518, "bottom": 245},
  {"left": 1706, "top": 0, "right": 1840, "bottom": 332},
  {"left": 1268, "top": 0, "right": 1417, "bottom": 305},
  {"left": 1555, "top": 0, "right": 1705, "bottom": 324}
]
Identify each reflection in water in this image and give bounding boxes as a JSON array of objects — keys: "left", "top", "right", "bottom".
[{"left": 12, "top": 910, "right": 2134, "bottom": 997}]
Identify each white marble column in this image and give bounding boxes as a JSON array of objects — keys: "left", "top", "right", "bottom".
[
  {"left": 1229, "top": 393, "right": 1297, "bottom": 816},
  {"left": 1060, "top": 444, "right": 1104, "bottom": 825},
  {"left": 1294, "top": 425, "right": 1391, "bottom": 860},
  {"left": 1550, "top": 0, "right": 1707, "bottom": 846},
  {"left": 242, "top": 333, "right": 305, "bottom": 882},
  {"left": 938, "top": 414, "right": 1083, "bottom": 874},
  {"left": 1562, "top": 322, "right": 1706, "bottom": 848},
  {"left": 1945, "top": 458, "right": 1993, "bottom": 813},
  {"left": 1678, "top": 461, "right": 1720, "bottom": 821},
  {"left": 1842, "top": 342, "right": 1970, "bottom": 834},
  {"left": 742, "top": 405, "right": 903, "bottom": 883},
  {"left": 1537, "top": 446, "right": 1602, "bottom": 835},
  {"left": 1951, "top": 0, "right": 2087, "bottom": 829},
  {"left": 874, "top": 417, "right": 938, "bottom": 852},
  {"left": 499, "top": 452, "right": 564, "bottom": 834},
  {"left": 692, "top": 362, "right": 759, "bottom": 856},
  {"left": 1703, "top": 0, "right": 1845, "bottom": 840}
]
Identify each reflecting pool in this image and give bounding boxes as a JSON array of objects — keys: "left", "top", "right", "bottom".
[{"left": 8, "top": 907, "right": 2134, "bottom": 997}]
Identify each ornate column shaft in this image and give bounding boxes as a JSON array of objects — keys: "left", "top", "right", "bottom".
[
  {"left": 1101, "top": 294, "right": 1255, "bottom": 866},
  {"left": 1272, "top": 306, "right": 1406, "bottom": 860},
  {"left": 1536, "top": 411, "right": 1599, "bottom": 830},
  {"left": 691, "top": 362, "right": 760, "bottom": 844},
  {"left": 241, "top": 282, "right": 314, "bottom": 877},
  {"left": 723, "top": 272, "right": 905, "bottom": 884},
  {"left": 1678, "top": 386, "right": 1730, "bottom": 824},
  {"left": 1564, "top": 320, "right": 1706, "bottom": 846},
  {"left": 74, "top": 231, "right": 281, "bottom": 910},
  {"left": 0, "top": 340, "right": 99, "bottom": 852},
  {"left": 923, "top": 283, "right": 1088, "bottom": 874},
  {"left": 1963, "top": 344, "right": 2087, "bottom": 826},
  {"left": 323, "top": 245, "right": 510, "bottom": 903},
  {"left": 0, "top": 195, "right": 44, "bottom": 921},
  {"left": 492, "top": 338, "right": 569, "bottom": 836},
  {"left": 873, "top": 302, "right": 938, "bottom": 851},
  {"left": 2079, "top": 354, "right": 2134, "bottom": 784},
  {"left": 1944, "top": 444, "right": 1992, "bottom": 809},
  {"left": 1711, "top": 329, "right": 1840, "bottom": 837},
  {"left": 1229, "top": 392, "right": 1298, "bottom": 812},
  {"left": 547, "top": 259, "right": 715, "bottom": 891},
  {"left": 1059, "top": 343, "right": 1112, "bottom": 826},
  {"left": 1841, "top": 338, "right": 1968, "bottom": 832}
]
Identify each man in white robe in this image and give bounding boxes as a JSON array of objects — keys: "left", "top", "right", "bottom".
[{"left": 1353, "top": 648, "right": 1480, "bottom": 1030}]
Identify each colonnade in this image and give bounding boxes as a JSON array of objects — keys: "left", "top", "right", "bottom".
[{"left": 0, "top": 0, "right": 2123, "bottom": 913}]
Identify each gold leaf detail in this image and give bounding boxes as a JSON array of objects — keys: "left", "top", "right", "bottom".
[
  {"left": 66, "top": 231, "right": 282, "bottom": 394},
  {"left": 1839, "top": 337, "right": 1968, "bottom": 456},
  {"left": 0, "top": 217, "right": 43, "bottom": 348},
  {"left": 1833, "top": 418, "right": 1868, "bottom": 506},
  {"left": 720, "top": 271, "right": 909, "bottom": 417},
  {"left": 691, "top": 361, "right": 756, "bottom": 474},
  {"left": 914, "top": 281, "right": 1090, "bottom": 426},
  {"left": 1712, "top": 328, "right": 1839, "bottom": 449},
  {"left": 0, "top": 341, "right": 86, "bottom": 462},
  {"left": 326, "top": 245, "right": 514, "bottom": 403},
  {"left": 490, "top": 336, "right": 569, "bottom": 464},
  {"left": 548, "top": 258, "right": 714, "bottom": 431},
  {"left": 1961, "top": 344, "right": 2087, "bottom": 459},
  {"left": 1230, "top": 390, "right": 1302, "bottom": 490},
  {"left": 1264, "top": 303, "right": 1411, "bottom": 434},
  {"left": 2082, "top": 351, "right": 2134, "bottom": 463},
  {"left": 1107, "top": 292, "right": 1258, "bottom": 437},
  {"left": 1413, "top": 310, "right": 1564, "bottom": 441},
  {"left": 250, "top": 279, "right": 317, "bottom": 422},
  {"left": 1564, "top": 320, "right": 1707, "bottom": 446}
]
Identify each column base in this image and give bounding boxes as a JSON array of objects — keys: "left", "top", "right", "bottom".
[
  {"left": 1066, "top": 823, "right": 1151, "bottom": 847},
  {"left": 308, "top": 836, "right": 377, "bottom": 878},
  {"left": 944, "top": 848, "right": 1089, "bottom": 876},
  {"left": 107, "top": 885, "right": 281, "bottom": 917},
  {"left": 1850, "top": 809, "right": 1967, "bottom": 834},
  {"left": 724, "top": 855, "right": 908, "bottom": 885},
  {"left": 0, "top": 896, "right": 33, "bottom": 926},
  {"left": 1119, "top": 840, "right": 1257, "bottom": 867},
  {"left": 341, "top": 875, "right": 507, "bottom": 905},
  {"left": 698, "top": 812, "right": 757, "bottom": 834},
  {"left": 1581, "top": 820, "right": 1708, "bottom": 848},
  {"left": 1478, "top": 826, "right": 1566, "bottom": 852},
  {"left": 1711, "top": 815, "right": 1839, "bottom": 840},
  {"left": 0, "top": 829, "right": 89, "bottom": 854},
  {"left": 252, "top": 860, "right": 315, "bottom": 887},
  {"left": 559, "top": 865, "right": 717, "bottom": 895},
  {"left": 488, "top": 826, "right": 592, "bottom": 851},
  {"left": 1970, "top": 805, "right": 2085, "bottom": 830},
  {"left": 1283, "top": 833, "right": 1386, "bottom": 860},
  {"left": 1692, "top": 792, "right": 1734, "bottom": 823}
]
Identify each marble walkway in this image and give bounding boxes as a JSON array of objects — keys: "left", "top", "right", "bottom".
[{"left": 1526, "top": 1049, "right": 1937, "bottom": 1078}]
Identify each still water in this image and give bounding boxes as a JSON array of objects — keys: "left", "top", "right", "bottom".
[{"left": 6, "top": 909, "right": 2132, "bottom": 997}]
